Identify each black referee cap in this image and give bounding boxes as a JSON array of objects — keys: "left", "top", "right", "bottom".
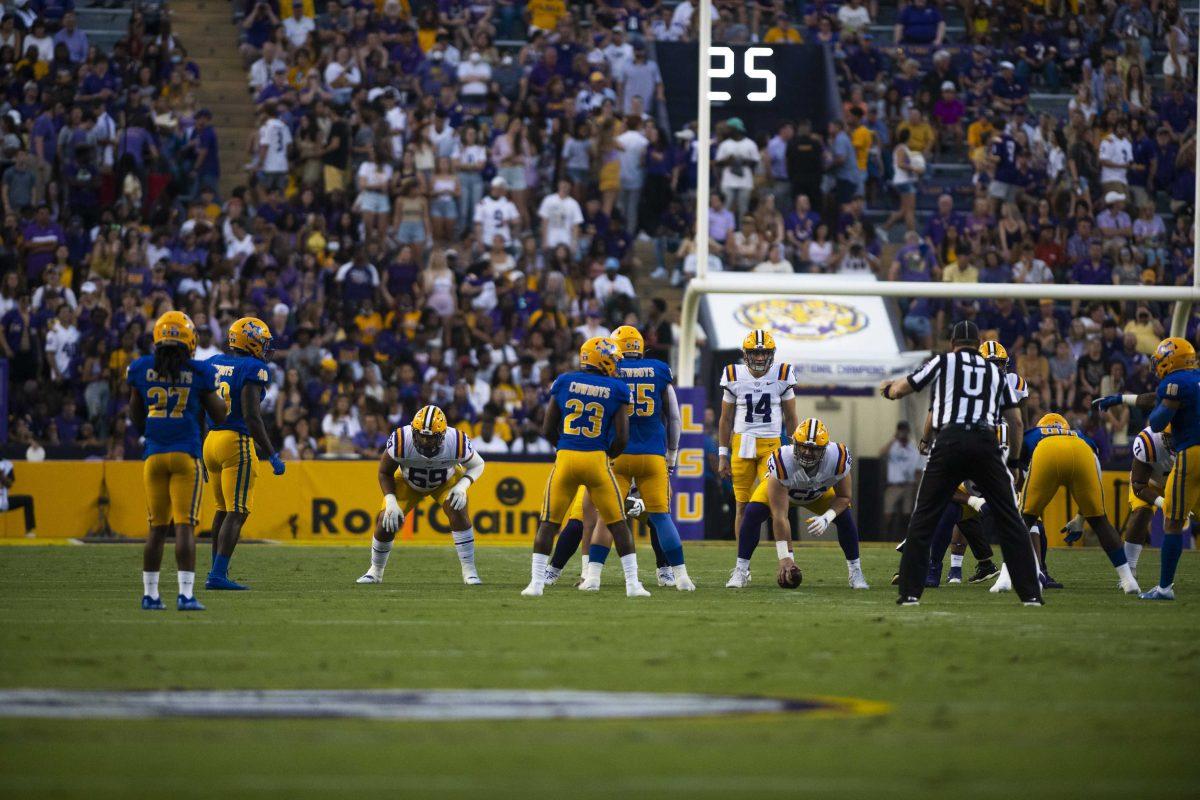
[{"left": 950, "top": 320, "right": 980, "bottom": 346}]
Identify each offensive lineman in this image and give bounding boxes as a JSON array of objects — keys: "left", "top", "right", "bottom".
[
  {"left": 581, "top": 325, "right": 694, "bottom": 592},
  {"left": 718, "top": 330, "right": 799, "bottom": 540},
  {"left": 357, "top": 404, "right": 485, "bottom": 585},
  {"left": 726, "top": 418, "right": 868, "bottom": 589}
]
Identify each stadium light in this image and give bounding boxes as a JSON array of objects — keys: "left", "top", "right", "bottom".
[
  {"left": 695, "top": 0, "right": 712, "bottom": 282},
  {"left": 676, "top": 275, "right": 1200, "bottom": 388}
]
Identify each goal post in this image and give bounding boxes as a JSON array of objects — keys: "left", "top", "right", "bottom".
[{"left": 676, "top": 276, "right": 1200, "bottom": 387}]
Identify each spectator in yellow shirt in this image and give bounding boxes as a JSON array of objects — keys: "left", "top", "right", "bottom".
[
  {"left": 849, "top": 108, "right": 873, "bottom": 172},
  {"left": 942, "top": 252, "right": 979, "bottom": 282},
  {"left": 354, "top": 300, "right": 384, "bottom": 345},
  {"left": 1123, "top": 306, "right": 1164, "bottom": 355},
  {"left": 527, "top": 0, "right": 567, "bottom": 33},
  {"left": 764, "top": 14, "right": 804, "bottom": 43},
  {"left": 897, "top": 108, "right": 936, "bottom": 156}
]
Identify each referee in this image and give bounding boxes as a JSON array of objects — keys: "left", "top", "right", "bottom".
[{"left": 879, "top": 321, "right": 1042, "bottom": 606}]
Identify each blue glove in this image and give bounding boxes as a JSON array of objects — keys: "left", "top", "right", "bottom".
[
  {"left": 1061, "top": 516, "right": 1085, "bottom": 544},
  {"left": 1092, "top": 395, "right": 1122, "bottom": 411},
  {"left": 269, "top": 453, "right": 286, "bottom": 476}
]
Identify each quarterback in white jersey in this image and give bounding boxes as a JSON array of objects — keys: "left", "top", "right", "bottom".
[
  {"left": 357, "top": 405, "right": 486, "bottom": 585},
  {"left": 718, "top": 329, "right": 799, "bottom": 539},
  {"left": 726, "top": 419, "right": 867, "bottom": 590},
  {"left": 1119, "top": 425, "right": 1176, "bottom": 578}
]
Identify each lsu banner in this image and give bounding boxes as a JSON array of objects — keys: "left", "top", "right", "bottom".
[{"left": 674, "top": 386, "right": 707, "bottom": 541}]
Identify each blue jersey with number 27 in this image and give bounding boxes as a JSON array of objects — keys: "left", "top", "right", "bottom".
[
  {"left": 127, "top": 355, "right": 217, "bottom": 458},
  {"left": 616, "top": 357, "right": 672, "bottom": 456},
  {"left": 550, "top": 370, "right": 632, "bottom": 452}
]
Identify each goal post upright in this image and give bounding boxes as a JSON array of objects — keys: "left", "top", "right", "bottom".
[
  {"left": 1171, "top": 63, "right": 1200, "bottom": 338},
  {"left": 680, "top": 0, "right": 712, "bottom": 389}
]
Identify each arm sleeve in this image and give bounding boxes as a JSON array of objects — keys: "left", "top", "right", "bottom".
[
  {"left": 665, "top": 384, "right": 681, "bottom": 453},
  {"left": 247, "top": 360, "right": 270, "bottom": 386},
  {"left": 998, "top": 367, "right": 1020, "bottom": 410},
  {"left": 1148, "top": 401, "right": 1175, "bottom": 433},
  {"left": 907, "top": 354, "right": 942, "bottom": 391}
]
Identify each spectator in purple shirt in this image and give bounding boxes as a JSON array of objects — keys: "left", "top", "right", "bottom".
[
  {"left": 707, "top": 192, "right": 736, "bottom": 253},
  {"left": 1070, "top": 241, "right": 1112, "bottom": 284},
  {"left": 53, "top": 11, "right": 89, "bottom": 63},
  {"left": 923, "top": 193, "right": 965, "bottom": 248},
  {"left": 21, "top": 206, "right": 65, "bottom": 281}
]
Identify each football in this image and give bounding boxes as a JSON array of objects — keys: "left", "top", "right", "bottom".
[{"left": 778, "top": 563, "right": 803, "bottom": 589}]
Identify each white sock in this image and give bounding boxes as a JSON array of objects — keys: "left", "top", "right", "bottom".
[
  {"left": 1116, "top": 563, "right": 1135, "bottom": 583},
  {"left": 581, "top": 554, "right": 590, "bottom": 573},
  {"left": 736, "top": 557, "right": 751, "bottom": 571},
  {"left": 142, "top": 571, "right": 160, "bottom": 600},
  {"left": 620, "top": 553, "right": 639, "bottom": 585},
  {"left": 847, "top": 558, "right": 861, "bottom": 572},
  {"left": 531, "top": 553, "right": 548, "bottom": 586},
  {"left": 371, "top": 538, "right": 393, "bottom": 571},
  {"left": 586, "top": 560, "right": 604, "bottom": 582},
  {"left": 178, "top": 570, "right": 195, "bottom": 600},
  {"left": 1124, "top": 542, "right": 1143, "bottom": 571},
  {"left": 950, "top": 554, "right": 964, "bottom": 569},
  {"left": 452, "top": 528, "right": 476, "bottom": 568},
  {"left": 674, "top": 564, "right": 689, "bottom": 581}
]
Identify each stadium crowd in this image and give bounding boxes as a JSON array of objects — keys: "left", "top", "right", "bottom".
[{"left": 0, "top": 0, "right": 1195, "bottom": 468}]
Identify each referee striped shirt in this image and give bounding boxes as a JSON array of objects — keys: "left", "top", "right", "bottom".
[{"left": 907, "top": 349, "right": 1019, "bottom": 430}]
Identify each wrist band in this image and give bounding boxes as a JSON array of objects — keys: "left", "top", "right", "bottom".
[
  {"left": 718, "top": 446, "right": 730, "bottom": 457},
  {"left": 1155, "top": 496, "right": 1165, "bottom": 509},
  {"left": 1122, "top": 394, "right": 1139, "bottom": 406},
  {"left": 776, "top": 541, "right": 792, "bottom": 560}
]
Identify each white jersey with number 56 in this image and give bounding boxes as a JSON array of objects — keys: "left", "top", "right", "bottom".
[
  {"left": 721, "top": 362, "right": 796, "bottom": 438},
  {"left": 385, "top": 426, "right": 476, "bottom": 492}
]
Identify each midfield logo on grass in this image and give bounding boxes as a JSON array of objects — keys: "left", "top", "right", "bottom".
[{"left": 0, "top": 689, "right": 888, "bottom": 721}]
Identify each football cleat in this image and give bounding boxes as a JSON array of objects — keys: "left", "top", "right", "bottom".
[
  {"left": 176, "top": 595, "right": 206, "bottom": 611},
  {"left": 1022, "top": 598, "right": 1045, "bottom": 607},
  {"left": 543, "top": 567, "right": 562, "bottom": 587},
  {"left": 356, "top": 571, "right": 383, "bottom": 584},
  {"left": 520, "top": 582, "right": 544, "bottom": 597},
  {"left": 578, "top": 576, "right": 601, "bottom": 592},
  {"left": 1040, "top": 572, "right": 1064, "bottom": 590},
  {"left": 848, "top": 565, "right": 869, "bottom": 590},
  {"left": 141, "top": 595, "right": 165, "bottom": 611},
  {"left": 925, "top": 562, "right": 942, "bottom": 588},
  {"left": 725, "top": 567, "right": 751, "bottom": 588},
  {"left": 990, "top": 564, "right": 1012, "bottom": 593},
  {"left": 462, "top": 568, "right": 482, "bottom": 586},
  {"left": 947, "top": 566, "right": 963, "bottom": 584},
  {"left": 656, "top": 566, "right": 676, "bottom": 587},
  {"left": 626, "top": 581, "right": 652, "bottom": 598},
  {"left": 1119, "top": 576, "right": 1141, "bottom": 595},
  {"left": 1139, "top": 585, "right": 1175, "bottom": 601},
  {"left": 205, "top": 574, "right": 249, "bottom": 591},
  {"left": 968, "top": 562, "right": 1000, "bottom": 583},
  {"left": 675, "top": 572, "right": 697, "bottom": 592},
  {"left": 896, "top": 596, "right": 920, "bottom": 606}
]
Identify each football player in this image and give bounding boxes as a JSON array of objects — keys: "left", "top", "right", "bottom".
[
  {"left": 718, "top": 330, "right": 799, "bottom": 540},
  {"left": 544, "top": 488, "right": 594, "bottom": 586},
  {"left": 581, "top": 325, "right": 694, "bottom": 591},
  {"left": 998, "top": 413, "right": 1139, "bottom": 594},
  {"left": 726, "top": 418, "right": 867, "bottom": 590},
  {"left": 1121, "top": 424, "right": 1174, "bottom": 580},
  {"left": 358, "top": 405, "right": 485, "bottom": 585},
  {"left": 202, "top": 317, "right": 285, "bottom": 591},
  {"left": 522, "top": 337, "right": 648, "bottom": 597},
  {"left": 129, "top": 311, "right": 227, "bottom": 611},
  {"left": 1097, "top": 337, "right": 1200, "bottom": 600}
]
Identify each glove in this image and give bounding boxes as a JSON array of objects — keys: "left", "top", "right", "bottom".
[
  {"left": 666, "top": 449, "right": 678, "bottom": 475},
  {"left": 381, "top": 493, "right": 403, "bottom": 533},
  {"left": 1093, "top": 395, "right": 1123, "bottom": 411},
  {"left": 625, "top": 495, "right": 646, "bottom": 518},
  {"left": 269, "top": 453, "right": 286, "bottom": 476},
  {"left": 966, "top": 496, "right": 987, "bottom": 513},
  {"left": 805, "top": 509, "right": 836, "bottom": 537},
  {"left": 1061, "top": 514, "right": 1085, "bottom": 544},
  {"left": 446, "top": 479, "right": 470, "bottom": 511}
]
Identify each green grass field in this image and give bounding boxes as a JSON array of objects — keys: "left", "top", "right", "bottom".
[{"left": 0, "top": 543, "right": 1198, "bottom": 799}]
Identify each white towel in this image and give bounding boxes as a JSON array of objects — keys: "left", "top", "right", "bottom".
[{"left": 737, "top": 433, "right": 758, "bottom": 459}]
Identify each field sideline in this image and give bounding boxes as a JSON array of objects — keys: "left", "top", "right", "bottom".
[{"left": 0, "top": 543, "right": 1197, "bottom": 799}]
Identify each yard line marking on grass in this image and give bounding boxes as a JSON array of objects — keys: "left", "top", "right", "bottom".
[{"left": 0, "top": 689, "right": 888, "bottom": 721}]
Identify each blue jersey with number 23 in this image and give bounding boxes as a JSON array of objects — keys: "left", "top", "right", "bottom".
[{"left": 550, "top": 370, "right": 632, "bottom": 452}]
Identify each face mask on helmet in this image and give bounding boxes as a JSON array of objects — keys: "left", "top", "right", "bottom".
[
  {"left": 413, "top": 430, "right": 444, "bottom": 457},
  {"left": 796, "top": 442, "right": 824, "bottom": 470},
  {"left": 744, "top": 347, "right": 773, "bottom": 373}
]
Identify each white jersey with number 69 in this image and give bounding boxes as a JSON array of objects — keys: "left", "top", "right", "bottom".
[
  {"left": 720, "top": 362, "right": 796, "bottom": 438},
  {"left": 385, "top": 426, "right": 476, "bottom": 492},
  {"left": 766, "top": 442, "right": 852, "bottom": 507}
]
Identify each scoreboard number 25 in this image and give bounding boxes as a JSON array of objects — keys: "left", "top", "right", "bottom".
[{"left": 708, "top": 46, "right": 777, "bottom": 103}]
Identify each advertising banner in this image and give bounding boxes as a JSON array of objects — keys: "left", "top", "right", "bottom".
[{"left": 701, "top": 275, "right": 928, "bottom": 388}]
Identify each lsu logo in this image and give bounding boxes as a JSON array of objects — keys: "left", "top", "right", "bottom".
[{"left": 735, "top": 299, "right": 866, "bottom": 342}]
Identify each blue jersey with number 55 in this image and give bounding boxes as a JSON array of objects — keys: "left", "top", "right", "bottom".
[
  {"left": 550, "top": 370, "right": 632, "bottom": 452},
  {"left": 127, "top": 355, "right": 217, "bottom": 458},
  {"left": 616, "top": 357, "right": 672, "bottom": 456},
  {"left": 206, "top": 353, "right": 270, "bottom": 436}
]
